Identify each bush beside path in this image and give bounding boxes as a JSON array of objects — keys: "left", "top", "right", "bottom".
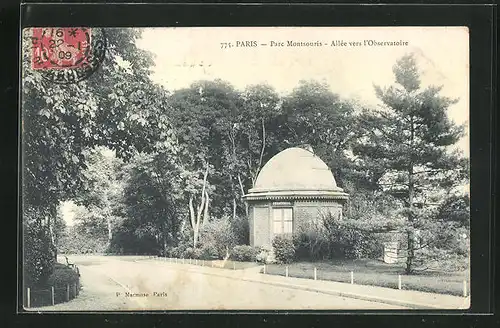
[{"left": 27, "top": 262, "right": 139, "bottom": 311}]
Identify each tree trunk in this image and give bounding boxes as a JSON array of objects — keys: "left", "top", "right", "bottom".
[
  {"left": 406, "top": 178, "right": 415, "bottom": 274},
  {"left": 405, "top": 117, "right": 415, "bottom": 274},
  {"left": 232, "top": 198, "right": 237, "bottom": 221},
  {"left": 257, "top": 117, "right": 266, "bottom": 176},
  {"left": 188, "top": 196, "right": 197, "bottom": 247},
  {"left": 202, "top": 190, "right": 209, "bottom": 226},
  {"left": 189, "top": 165, "right": 210, "bottom": 248},
  {"left": 237, "top": 174, "right": 249, "bottom": 216},
  {"left": 47, "top": 214, "right": 58, "bottom": 262},
  {"left": 193, "top": 226, "right": 199, "bottom": 248}
]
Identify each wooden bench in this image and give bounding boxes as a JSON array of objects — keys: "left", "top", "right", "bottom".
[{"left": 64, "top": 256, "right": 80, "bottom": 276}]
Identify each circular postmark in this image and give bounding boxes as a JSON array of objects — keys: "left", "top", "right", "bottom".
[{"left": 31, "top": 27, "right": 107, "bottom": 84}]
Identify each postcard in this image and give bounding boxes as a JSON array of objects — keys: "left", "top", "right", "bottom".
[{"left": 20, "top": 26, "right": 470, "bottom": 311}]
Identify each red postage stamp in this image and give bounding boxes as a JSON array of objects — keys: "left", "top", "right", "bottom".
[{"left": 31, "top": 28, "right": 91, "bottom": 70}]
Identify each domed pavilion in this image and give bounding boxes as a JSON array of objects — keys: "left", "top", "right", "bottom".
[{"left": 243, "top": 146, "right": 349, "bottom": 248}]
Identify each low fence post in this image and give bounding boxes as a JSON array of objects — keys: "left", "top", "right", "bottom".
[
  {"left": 66, "top": 284, "right": 70, "bottom": 301},
  {"left": 314, "top": 267, "right": 317, "bottom": 280},
  {"left": 26, "top": 288, "right": 30, "bottom": 308},
  {"left": 285, "top": 266, "right": 288, "bottom": 277},
  {"left": 398, "top": 275, "right": 402, "bottom": 290},
  {"left": 263, "top": 264, "right": 266, "bottom": 274},
  {"left": 51, "top": 286, "right": 55, "bottom": 305},
  {"left": 350, "top": 271, "right": 354, "bottom": 284},
  {"left": 73, "top": 283, "right": 77, "bottom": 298},
  {"left": 463, "top": 280, "right": 467, "bottom": 297},
  {"left": 233, "top": 262, "right": 236, "bottom": 270}
]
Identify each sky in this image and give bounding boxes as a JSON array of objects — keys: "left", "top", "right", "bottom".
[
  {"left": 136, "top": 26, "right": 469, "bottom": 156},
  {"left": 62, "top": 27, "right": 470, "bottom": 226}
]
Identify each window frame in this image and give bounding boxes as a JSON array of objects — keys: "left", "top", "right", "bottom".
[{"left": 272, "top": 207, "right": 293, "bottom": 236}]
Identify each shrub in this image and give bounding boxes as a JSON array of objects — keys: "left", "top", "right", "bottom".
[
  {"left": 231, "top": 215, "right": 250, "bottom": 245},
  {"left": 198, "top": 216, "right": 238, "bottom": 259},
  {"left": 192, "top": 248, "right": 203, "bottom": 259},
  {"left": 182, "top": 247, "right": 204, "bottom": 259},
  {"left": 168, "top": 246, "right": 185, "bottom": 258},
  {"left": 47, "top": 263, "right": 80, "bottom": 287},
  {"left": 46, "top": 263, "right": 80, "bottom": 305},
  {"left": 182, "top": 247, "right": 195, "bottom": 259},
  {"left": 24, "top": 218, "right": 57, "bottom": 287},
  {"left": 293, "top": 230, "right": 330, "bottom": 261},
  {"left": 255, "top": 246, "right": 273, "bottom": 264},
  {"left": 198, "top": 244, "right": 219, "bottom": 260},
  {"left": 272, "top": 235, "right": 295, "bottom": 264},
  {"left": 356, "top": 233, "right": 384, "bottom": 259},
  {"left": 230, "top": 245, "right": 257, "bottom": 262},
  {"left": 322, "top": 212, "right": 384, "bottom": 260}
]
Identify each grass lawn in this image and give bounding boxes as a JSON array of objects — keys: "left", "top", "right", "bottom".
[
  {"left": 201, "top": 259, "right": 260, "bottom": 270},
  {"left": 163, "top": 257, "right": 260, "bottom": 270},
  {"left": 264, "top": 259, "right": 469, "bottom": 297},
  {"left": 220, "top": 260, "right": 261, "bottom": 270}
]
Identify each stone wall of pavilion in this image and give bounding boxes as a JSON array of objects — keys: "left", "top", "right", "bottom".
[
  {"left": 248, "top": 199, "right": 345, "bottom": 248},
  {"left": 250, "top": 204, "right": 271, "bottom": 247}
]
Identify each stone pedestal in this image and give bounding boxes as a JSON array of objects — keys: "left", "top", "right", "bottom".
[{"left": 383, "top": 241, "right": 399, "bottom": 264}]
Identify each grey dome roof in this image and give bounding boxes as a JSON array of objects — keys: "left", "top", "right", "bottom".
[
  {"left": 252, "top": 147, "right": 337, "bottom": 191},
  {"left": 244, "top": 147, "right": 348, "bottom": 201}
]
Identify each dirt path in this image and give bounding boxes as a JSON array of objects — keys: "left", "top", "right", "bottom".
[{"left": 27, "top": 255, "right": 407, "bottom": 311}]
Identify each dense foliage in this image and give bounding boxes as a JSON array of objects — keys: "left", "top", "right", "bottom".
[
  {"left": 22, "top": 28, "right": 162, "bottom": 285},
  {"left": 352, "top": 54, "right": 468, "bottom": 273},
  {"left": 272, "top": 235, "right": 296, "bottom": 264},
  {"left": 292, "top": 212, "right": 384, "bottom": 262},
  {"left": 23, "top": 218, "right": 57, "bottom": 287},
  {"left": 230, "top": 245, "right": 258, "bottom": 262},
  {"left": 47, "top": 263, "right": 80, "bottom": 287},
  {"left": 22, "top": 27, "right": 469, "bottom": 281}
]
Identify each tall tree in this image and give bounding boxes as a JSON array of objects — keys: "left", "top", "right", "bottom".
[
  {"left": 75, "top": 147, "right": 126, "bottom": 249},
  {"left": 280, "top": 80, "right": 361, "bottom": 187},
  {"left": 238, "top": 84, "right": 283, "bottom": 189},
  {"left": 167, "top": 80, "right": 242, "bottom": 247},
  {"left": 223, "top": 84, "right": 283, "bottom": 219},
  {"left": 119, "top": 149, "right": 185, "bottom": 254},
  {"left": 353, "top": 54, "right": 468, "bottom": 273},
  {"left": 21, "top": 28, "right": 162, "bottom": 285}
]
